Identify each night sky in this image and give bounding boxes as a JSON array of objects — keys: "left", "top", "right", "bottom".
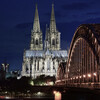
[{"left": 0, "top": 0, "right": 100, "bottom": 71}]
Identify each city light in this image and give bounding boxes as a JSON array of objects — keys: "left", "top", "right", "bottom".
[
  {"left": 54, "top": 91, "right": 61, "bottom": 100},
  {"left": 76, "top": 76, "right": 78, "bottom": 79},
  {"left": 53, "top": 91, "right": 57, "bottom": 94},
  {"left": 73, "top": 77, "right": 75, "bottom": 79},
  {"left": 83, "top": 75, "right": 86, "bottom": 78},
  {"left": 93, "top": 73, "right": 96, "bottom": 76},
  {"left": 88, "top": 74, "right": 91, "bottom": 77},
  {"left": 79, "top": 76, "right": 82, "bottom": 78}
]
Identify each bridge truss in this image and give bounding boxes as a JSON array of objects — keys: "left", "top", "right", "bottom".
[{"left": 56, "top": 24, "right": 100, "bottom": 88}]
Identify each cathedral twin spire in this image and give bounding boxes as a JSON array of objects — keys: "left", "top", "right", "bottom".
[
  {"left": 33, "top": 4, "right": 40, "bottom": 32},
  {"left": 30, "top": 4, "right": 60, "bottom": 51},
  {"left": 33, "top": 4, "right": 56, "bottom": 33},
  {"left": 50, "top": 4, "right": 57, "bottom": 32}
]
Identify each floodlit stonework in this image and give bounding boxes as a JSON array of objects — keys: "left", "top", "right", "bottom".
[{"left": 21, "top": 4, "right": 68, "bottom": 79}]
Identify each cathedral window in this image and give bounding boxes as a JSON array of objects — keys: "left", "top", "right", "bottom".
[
  {"left": 56, "top": 38, "right": 58, "bottom": 44},
  {"left": 53, "top": 61, "right": 55, "bottom": 69},
  {"left": 42, "top": 61, "right": 44, "bottom": 71},
  {"left": 53, "top": 66, "right": 55, "bottom": 69},
  {"left": 39, "top": 38, "right": 42, "bottom": 43},
  {"left": 37, "top": 60, "right": 39, "bottom": 71},
  {"left": 52, "top": 39, "right": 55, "bottom": 45},
  {"left": 30, "top": 64, "right": 32, "bottom": 75},
  {"left": 33, "top": 39, "right": 34, "bottom": 44},
  {"left": 36, "top": 39, "right": 38, "bottom": 45},
  {"left": 34, "top": 60, "right": 36, "bottom": 71},
  {"left": 47, "top": 60, "right": 50, "bottom": 71},
  {"left": 26, "top": 65, "right": 29, "bottom": 74}
]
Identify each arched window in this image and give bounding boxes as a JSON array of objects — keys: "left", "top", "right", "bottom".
[
  {"left": 47, "top": 60, "right": 50, "bottom": 71},
  {"left": 36, "top": 39, "right": 38, "bottom": 45},
  {"left": 33, "top": 38, "right": 34, "bottom": 44},
  {"left": 56, "top": 38, "right": 58, "bottom": 44},
  {"left": 37, "top": 60, "right": 39, "bottom": 71},
  {"left": 52, "top": 39, "right": 55, "bottom": 45}
]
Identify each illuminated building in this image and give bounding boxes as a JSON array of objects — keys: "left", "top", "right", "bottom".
[{"left": 22, "top": 4, "right": 68, "bottom": 79}]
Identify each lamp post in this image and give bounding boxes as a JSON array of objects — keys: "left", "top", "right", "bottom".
[
  {"left": 88, "top": 74, "right": 91, "bottom": 86},
  {"left": 83, "top": 75, "right": 86, "bottom": 83},
  {"left": 93, "top": 72, "right": 97, "bottom": 83}
]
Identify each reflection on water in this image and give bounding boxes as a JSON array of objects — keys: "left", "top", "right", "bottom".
[
  {"left": 0, "top": 89, "right": 100, "bottom": 100},
  {"left": 53, "top": 91, "right": 61, "bottom": 100}
]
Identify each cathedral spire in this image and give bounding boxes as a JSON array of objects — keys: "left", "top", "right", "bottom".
[
  {"left": 30, "top": 4, "right": 43, "bottom": 50},
  {"left": 33, "top": 4, "right": 40, "bottom": 32},
  {"left": 50, "top": 3, "right": 56, "bottom": 32}
]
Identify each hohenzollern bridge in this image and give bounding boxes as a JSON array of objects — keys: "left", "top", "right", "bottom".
[{"left": 56, "top": 24, "right": 100, "bottom": 88}]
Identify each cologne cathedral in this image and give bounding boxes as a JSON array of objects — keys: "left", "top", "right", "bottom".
[{"left": 22, "top": 4, "right": 68, "bottom": 79}]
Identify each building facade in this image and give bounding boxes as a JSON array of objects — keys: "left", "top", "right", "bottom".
[{"left": 22, "top": 4, "right": 68, "bottom": 79}]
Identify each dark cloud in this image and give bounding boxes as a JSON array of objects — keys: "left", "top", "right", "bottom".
[{"left": 61, "top": 2, "right": 91, "bottom": 11}]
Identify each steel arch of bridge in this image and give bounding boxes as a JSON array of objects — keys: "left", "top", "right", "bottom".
[
  {"left": 66, "top": 24, "right": 100, "bottom": 88},
  {"left": 57, "top": 24, "right": 100, "bottom": 88}
]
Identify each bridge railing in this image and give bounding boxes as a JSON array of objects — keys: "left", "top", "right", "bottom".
[
  {"left": 56, "top": 79, "right": 100, "bottom": 89},
  {"left": 66, "top": 82, "right": 100, "bottom": 89}
]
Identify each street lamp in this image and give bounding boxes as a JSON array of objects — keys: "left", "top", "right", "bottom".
[
  {"left": 73, "top": 77, "right": 75, "bottom": 79},
  {"left": 83, "top": 75, "right": 86, "bottom": 83},
  {"left": 93, "top": 73, "right": 96, "bottom": 76},
  {"left": 83, "top": 75, "right": 86, "bottom": 78},
  {"left": 76, "top": 76, "right": 78, "bottom": 79},
  {"left": 88, "top": 74, "right": 91, "bottom": 84},
  {"left": 88, "top": 74, "right": 91, "bottom": 78}
]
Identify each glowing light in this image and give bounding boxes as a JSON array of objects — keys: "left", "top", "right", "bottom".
[
  {"left": 73, "top": 77, "right": 75, "bottom": 79},
  {"left": 54, "top": 91, "right": 61, "bottom": 100},
  {"left": 17, "top": 76, "right": 21, "bottom": 80},
  {"left": 30, "top": 80, "right": 34, "bottom": 86},
  {"left": 95, "top": 38, "right": 97, "bottom": 43},
  {"left": 37, "top": 92, "right": 41, "bottom": 95},
  {"left": 5, "top": 91, "right": 7, "bottom": 94},
  {"left": 5, "top": 97, "right": 10, "bottom": 99},
  {"left": 76, "top": 77, "right": 78, "bottom": 79},
  {"left": 88, "top": 74, "right": 91, "bottom": 77},
  {"left": 83, "top": 75, "right": 86, "bottom": 78},
  {"left": 80, "top": 76, "right": 82, "bottom": 78},
  {"left": 53, "top": 91, "right": 57, "bottom": 94},
  {"left": 93, "top": 73, "right": 96, "bottom": 76}
]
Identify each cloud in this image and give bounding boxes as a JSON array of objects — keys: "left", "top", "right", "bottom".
[{"left": 61, "top": 2, "right": 91, "bottom": 11}]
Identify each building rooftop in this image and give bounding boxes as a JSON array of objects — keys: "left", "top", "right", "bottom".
[{"left": 25, "top": 50, "right": 68, "bottom": 58}]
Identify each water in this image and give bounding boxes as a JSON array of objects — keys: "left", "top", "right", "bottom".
[{"left": 0, "top": 88, "right": 100, "bottom": 100}]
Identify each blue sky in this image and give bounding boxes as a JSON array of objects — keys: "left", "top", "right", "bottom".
[{"left": 0, "top": 0, "right": 100, "bottom": 71}]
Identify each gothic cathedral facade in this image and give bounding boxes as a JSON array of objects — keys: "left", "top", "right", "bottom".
[{"left": 22, "top": 4, "right": 68, "bottom": 78}]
